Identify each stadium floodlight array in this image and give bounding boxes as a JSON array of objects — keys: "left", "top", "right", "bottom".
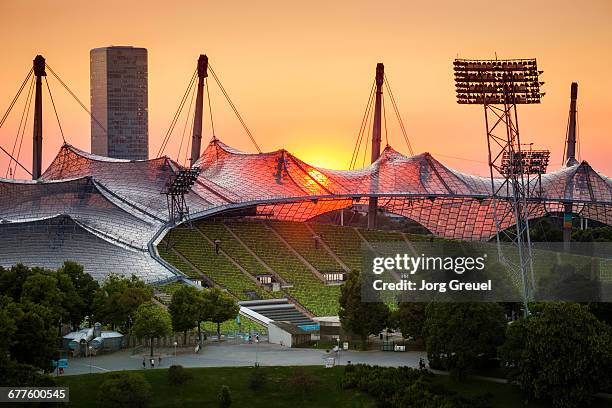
[
  {"left": 501, "top": 149, "right": 550, "bottom": 176},
  {"left": 166, "top": 167, "right": 201, "bottom": 195},
  {"left": 164, "top": 167, "right": 201, "bottom": 223},
  {"left": 454, "top": 59, "right": 544, "bottom": 105}
]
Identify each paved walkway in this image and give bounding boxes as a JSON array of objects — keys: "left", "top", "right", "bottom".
[
  {"left": 59, "top": 342, "right": 427, "bottom": 376},
  {"left": 55, "top": 344, "right": 612, "bottom": 401}
]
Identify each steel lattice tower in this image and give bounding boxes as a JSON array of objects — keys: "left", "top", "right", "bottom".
[{"left": 454, "top": 59, "right": 547, "bottom": 315}]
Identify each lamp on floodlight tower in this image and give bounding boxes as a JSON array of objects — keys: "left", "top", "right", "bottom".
[
  {"left": 367, "top": 62, "right": 384, "bottom": 229},
  {"left": 164, "top": 167, "right": 201, "bottom": 224},
  {"left": 190, "top": 54, "right": 209, "bottom": 167},
  {"left": 454, "top": 58, "right": 546, "bottom": 316},
  {"left": 501, "top": 147, "right": 550, "bottom": 177}
]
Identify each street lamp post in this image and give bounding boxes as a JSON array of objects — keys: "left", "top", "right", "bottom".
[
  {"left": 88, "top": 345, "right": 93, "bottom": 374},
  {"left": 255, "top": 332, "right": 259, "bottom": 366},
  {"left": 173, "top": 341, "right": 178, "bottom": 363}
]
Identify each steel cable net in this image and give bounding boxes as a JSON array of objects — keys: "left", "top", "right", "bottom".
[{"left": 0, "top": 139, "right": 610, "bottom": 283}]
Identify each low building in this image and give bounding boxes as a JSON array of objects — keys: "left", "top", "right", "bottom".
[
  {"left": 314, "top": 316, "right": 342, "bottom": 340},
  {"left": 268, "top": 321, "right": 311, "bottom": 347},
  {"left": 91, "top": 331, "right": 124, "bottom": 351},
  {"left": 63, "top": 323, "right": 124, "bottom": 355}
]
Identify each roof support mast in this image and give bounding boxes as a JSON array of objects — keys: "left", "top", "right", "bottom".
[
  {"left": 190, "top": 54, "right": 208, "bottom": 167},
  {"left": 563, "top": 82, "right": 579, "bottom": 249},
  {"left": 565, "top": 83, "right": 578, "bottom": 167},
  {"left": 367, "top": 63, "right": 384, "bottom": 229},
  {"left": 32, "top": 55, "right": 46, "bottom": 179}
]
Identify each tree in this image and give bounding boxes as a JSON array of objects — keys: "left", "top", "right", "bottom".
[
  {"left": 391, "top": 302, "right": 427, "bottom": 342},
  {"left": 9, "top": 302, "right": 58, "bottom": 372},
  {"left": 168, "top": 285, "right": 199, "bottom": 344},
  {"left": 132, "top": 301, "right": 172, "bottom": 357},
  {"left": 572, "top": 226, "right": 612, "bottom": 242},
  {"left": 20, "top": 272, "right": 63, "bottom": 322},
  {"left": 0, "top": 264, "right": 99, "bottom": 375},
  {"left": 58, "top": 261, "right": 99, "bottom": 325},
  {"left": 338, "top": 271, "right": 389, "bottom": 349},
  {"left": 1, "top": 263, "right": 94, "bottom": 331},
  {"left": 0, "top": 296, "right": 18, "bottom": 357},
  {"left": 119, "top": 287, "right": 153, "bottom": 330},
  {"left": 204, "top": 288, "right": 239, "bottom": 338},
  {"left": 535, "top": 263, "right": 600, "bottom": 302},
  {"left": 218, "top": 385, "right": 232, "bottom": 408},
  {"left": 98, "top": 372, "right": 151, "bottom": 408},
  {"left": 424, "top": 302, "right": 506, "bottom": 379},
  {"left": 499, "top": 302, "right": 612, "bottom": 408},
  {"left": 193, "top": 291, "right": 212, "bottom": 344},
  {"left": 93, "top": 274, "right": 152, "bottom": 332},
  {"left": 55, "top": 270, "right": 85, "bottom": 330},
  {"left": 0, "top": 264, "right": 31, "bottom": 300}
]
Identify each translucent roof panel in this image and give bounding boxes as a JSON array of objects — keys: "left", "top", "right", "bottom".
[
  {"left": 0, "top": 215, "right": 175, "bottom": 283},
  {"left": 0, "top": 177, "right": 159, "bottom": 249},
  {"left": 43, "top": 144, "right": 211, "bottom": 220},
  {"left": 0, "top": 139, "right": 609, "bottom": 282}
]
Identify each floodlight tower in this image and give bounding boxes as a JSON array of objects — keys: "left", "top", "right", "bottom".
[
  {"left": 190, "top": 54, "right": 209, "bottom": 167},
  {"left": 454, "top": 58, "right": 545, "bottom": 315},
  {"left": 368, "top": 63, "right": 384, "bottom": 229},
  {"left": 164, "top": 166, "right": 201, "bottom": 224}
]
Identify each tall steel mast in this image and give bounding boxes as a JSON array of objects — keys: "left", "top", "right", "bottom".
[
  {"left": 367, "top": 63, "right": 384, "bottom": 229},
  {"left": 32, "top": 55, "right": 46, "bottom": 179},
  {"left": 565, "top": 83, "right": 578, "bottom": 167},
  {"left": 563, "top": 82, "right": 579, "bottom": 248},
  {"left": 190, "top": 54, "right": 208, "bottom": 167}
]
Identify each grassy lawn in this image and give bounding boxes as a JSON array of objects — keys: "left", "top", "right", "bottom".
[
  {"left": 434, "top": 375, "right": 612, "bottom": 408},
  {"left": 58, "top": 366, "right": 374, "bottom": 408},
  {"left": 57, "top": 366, "right": 612, "bottom": 408}
]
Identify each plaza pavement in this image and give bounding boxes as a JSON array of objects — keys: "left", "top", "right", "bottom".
[
  {"left": 55, "top": 342, "right": 612, "bottom": 401},
  {"left": 59, "top": 342, "right": 428, "bottom": 376}
]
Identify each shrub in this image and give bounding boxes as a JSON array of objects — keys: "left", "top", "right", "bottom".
[
  {"left": 98, "top": 372, "right": 152, "bottom": 408},
  {"left": 390, "top": 379, "right": 491, "bottom": 408},
  {"left": 286, "top": 367, "right": 319, "bottom": 398},
  {"left": 248, "top": 365, "right": 267, "bottom": 391},
  {"left": 218, "top": 385, "right": 231, "bottom": 408},
  {"left": 167, "top": 365, "right": 193, "bottom": 387},
  {"left": 0, "top": 360, "right": 56, "bottom": 387},
  {"left": 343, "top": 364, "right": 490, "bottom": 408}
]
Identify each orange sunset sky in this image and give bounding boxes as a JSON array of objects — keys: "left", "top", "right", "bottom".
[{"left": 0, "top": 0, "right": 611, "bottom": 178}]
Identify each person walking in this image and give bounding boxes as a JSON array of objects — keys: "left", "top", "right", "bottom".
[
  {"left": 419, "top": 358, "right": 426, "bottom": 370},
  {"left": 142, "top": 357, "right": 146, "bottom": 369},
  {"left": 150, "top": 358, "right": 155, "bottom": 369}
]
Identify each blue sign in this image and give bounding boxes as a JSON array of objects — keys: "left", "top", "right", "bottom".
[
  {"left": 297, "top": 323, "right": 320, "bottom": 332},
  {"left": 52, "top": 359, "right": 69, "bottom": 368}
]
